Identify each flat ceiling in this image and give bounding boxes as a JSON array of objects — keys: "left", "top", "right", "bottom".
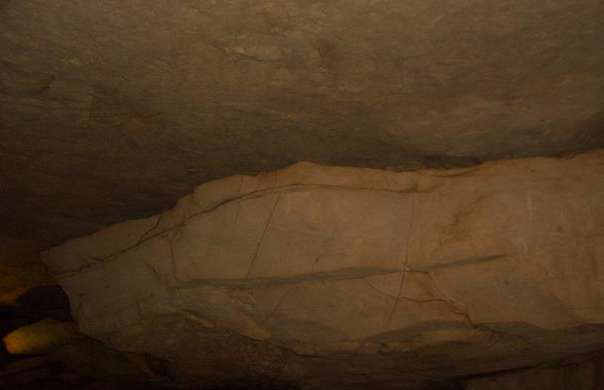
[{"left": 1, "top": 0, "right": 603, "bottom": 245}]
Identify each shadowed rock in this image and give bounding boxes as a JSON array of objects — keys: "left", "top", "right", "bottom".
[{"left": 1, "top": 0, "right": 604, "bottom": 245}]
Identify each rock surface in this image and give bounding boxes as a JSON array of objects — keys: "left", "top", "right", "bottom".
[
  {"left": 465, "top": 352, "right": 604, "bottom": 389},
  {"left": 44, "top": 151, "right": 604, "bottom": 388},
  {"left": 2, "top": 0, "right": 604, "bottom": 245}
]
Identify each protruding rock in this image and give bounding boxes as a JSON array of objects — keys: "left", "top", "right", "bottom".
[{"left": 43, "top": 150, "right": 604, "bottom": 388}]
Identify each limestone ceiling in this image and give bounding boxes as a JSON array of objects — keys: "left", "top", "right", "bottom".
[{"left": 1, "top": 0, "right": 603, "bottom": 245}]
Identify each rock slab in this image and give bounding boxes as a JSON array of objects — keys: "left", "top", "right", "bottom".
[{"left": 44, "top": 151, "right": 604, "bottom": 388}]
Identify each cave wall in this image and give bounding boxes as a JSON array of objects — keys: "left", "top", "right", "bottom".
[{"left": 2, "top": 0, "right": 604, "bottom": 246}]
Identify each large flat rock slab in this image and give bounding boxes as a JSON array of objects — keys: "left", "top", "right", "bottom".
[{"left": 43, "top": 151, "right": 604, "bottom": 388}]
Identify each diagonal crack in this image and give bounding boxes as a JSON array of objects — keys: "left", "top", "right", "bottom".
[
  {"left": 261, "top": 287, "right": 297, "bottom": 326},
  {"left": 245, "top": 193, "right": 281, "bottom": 278},
  {"left": 137, "top": 214, "right": 162, "bottom": 245},
  {"left": 386, "top": 193, "right": 417, "bottom": 328}
]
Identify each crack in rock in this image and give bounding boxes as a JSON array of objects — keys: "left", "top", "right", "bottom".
[
  {"left": 246, "top": 193, "right": 282, "bottom": 278},
  {"left": 55, "top": 182, "right": 435, "bottom": 273}
]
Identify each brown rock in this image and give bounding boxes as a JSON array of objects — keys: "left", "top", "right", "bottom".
[
  {"left": 1, "top": 0, "right": 603, "bottom": 245},
  {"left": 43, "top": 151, "right": 604, "bottom": 388},
  {"left": 465, "top": 353, "right": 604, "bottom": 389}
]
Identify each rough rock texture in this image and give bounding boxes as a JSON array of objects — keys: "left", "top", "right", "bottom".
[
  {"left": 2, "top": 0, "right": 604, "bottom": 245},
  {"left": 44, "top": 151, "right": 604, "bottom": 388},
  {"left": 465, "top": 352, "right": 604, "bottom": 389}
]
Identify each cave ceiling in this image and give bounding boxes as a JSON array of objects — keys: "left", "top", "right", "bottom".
[{"left": 1, "top": 0, "right": 603, "bottom": 245}]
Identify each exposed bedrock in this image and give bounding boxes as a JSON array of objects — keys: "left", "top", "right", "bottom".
[
  {"left": 2, "top": 0, "right": 604, "bottom": 245},
  {"left": 43, "top": 150, "right": 604, "bottom": 389}
]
